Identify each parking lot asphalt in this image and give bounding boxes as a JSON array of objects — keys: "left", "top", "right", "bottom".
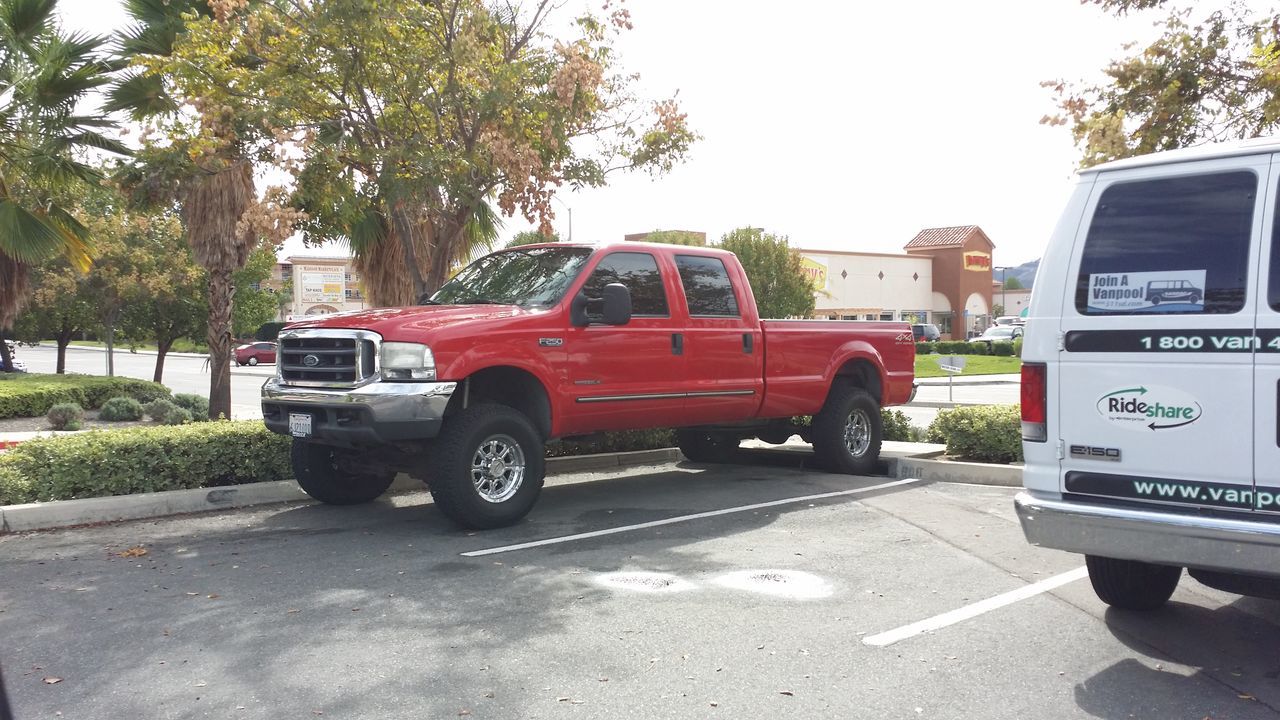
[{"left": 3, "top": 452, "right": 1278, "bottom": 719}]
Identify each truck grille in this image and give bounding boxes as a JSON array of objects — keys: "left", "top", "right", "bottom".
[{"left": 279, "top": 332, "right": 378, "bottom": 387}]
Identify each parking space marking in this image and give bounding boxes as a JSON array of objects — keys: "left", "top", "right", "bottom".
[
  {"left": 862, "top": 566, "right": 1088, "bottom": 647},
  {"left": 461, "top": 478, "right": 922, "bottom": 557}
]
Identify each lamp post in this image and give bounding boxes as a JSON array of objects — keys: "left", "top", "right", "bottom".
[
  {"left": 994, "top": 266, "right": 1010, "bottom": 320},
  {"left": 551, "top": 195, "right": 572, "bottom": 242}
]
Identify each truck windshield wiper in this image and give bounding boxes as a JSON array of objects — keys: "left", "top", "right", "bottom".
[{"left": 460, "top": 298, "right": 502, "bottom": 304}]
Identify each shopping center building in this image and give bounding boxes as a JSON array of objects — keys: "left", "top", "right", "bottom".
[{"left": 800, "top": 225, "right": 996, "bottom": 339}]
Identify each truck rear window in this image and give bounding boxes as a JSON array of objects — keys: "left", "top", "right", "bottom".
[
  {"left": 675, "top": 255, "right": 739, "bottom": 317},
  {"left": 1074, "top": 171, "right": 1255, "bottom": 316}
]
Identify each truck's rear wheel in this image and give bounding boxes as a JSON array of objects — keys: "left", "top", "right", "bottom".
[
  {"left": 1085, "top": 555, "right": 1181, "bottom": 610},
  {"left": 429, "top": 404, "right": 545, "bottom": 529},
  {"left": 676, "top": 429, "right": 740, "bottom": 463},
  {"left": 292, "top": 440, "right": 395, "bottom": 505},
  {"left": 812, "top": 385, "right": 882, "bottom": 475}
]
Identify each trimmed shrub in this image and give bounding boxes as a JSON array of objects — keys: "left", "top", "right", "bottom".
[
  {"left": 990, "top": 341, "right": 1015, "bottom": 357},
  {"left": 937, "top": 341, "right": 968, "bottom": 355},
  {"left": 255, "top": 322, "right": 287, "bottom": 342},
  {"left": 144, "top": 398, "right": 178, "bottom": 421},
  {"left": 46, "top": 403, "right": 84, "bottom": 431},
  {"left": 546, "top": 428, "right": 675, "bottom": 457},
  {"left": 0, "top": 374, "right": 169, "bottom": 419},
  {"left": 964, "top": 342, "right": 990, "bottom": 355},
  {"left": 926, "top": 404, "right": 1022, "bottom": 464},
  {"left": 882, "top": 409, "right": 916, "bottom": 442},
  {"left": 1013, "top": 338, "right": 1024, "bottom": 358},
  {"left": 915, "top": 342, "right": 936, "bottom": 355},
  {"left": 99, "top": 396, "right": 144, "bottom": 421},
  {"left": 0, "top": 421, "right": 293, "bottom": 504},
  {"left": 172, "top": 393, "right": 210, "bottom": 420},
  {"left": 162, "top": 406, "right": 194, "bottom": 426}
]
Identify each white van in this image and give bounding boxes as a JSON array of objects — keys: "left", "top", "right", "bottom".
[{"left": 1017, "top": 137, "right": 1280, "bottom": 610}]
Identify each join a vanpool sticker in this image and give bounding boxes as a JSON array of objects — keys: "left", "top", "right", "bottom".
[{"left": 1096, "top": 385, "right": 1203, "bottom": 431}]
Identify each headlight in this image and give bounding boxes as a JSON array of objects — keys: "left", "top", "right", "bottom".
[{"left": 380, "top": 342, "right": 436, "bottom": 381}]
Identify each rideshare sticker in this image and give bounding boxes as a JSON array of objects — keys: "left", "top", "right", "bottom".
[
  {"left": 1096, "top": 385, "right": 1203, "bottom": 431},
  {"left": 1087, "top": 269, "right": 1206, "bottom": 313}
]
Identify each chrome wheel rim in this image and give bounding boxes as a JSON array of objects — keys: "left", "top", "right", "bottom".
[
  {"left": 471, "top": 434, "right": 526, "bottom": 503},
  {"left": 844, "top": 408, "right": 871, "bottom": 457}
]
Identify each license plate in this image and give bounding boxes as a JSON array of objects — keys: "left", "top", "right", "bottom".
[{"left": 289, "top": 412, "right": 312, "bottom": 438}]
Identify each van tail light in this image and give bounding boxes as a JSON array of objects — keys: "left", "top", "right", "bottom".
[{"left": 1021, "top": 362, "right": 1047, "bottom": 442}]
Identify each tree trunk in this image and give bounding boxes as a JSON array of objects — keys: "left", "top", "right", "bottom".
[
  {"left": 423, "top": 214, "right": 468, "bottom": 294},
  {"left": 207, "top": 268, "right": 235, "bottom": 420},
  {"left": 390, "top": 200, "right": 430, "bottom": 302},
  {"left": 104, "top": 322, "right": 115, "bottom": 377},
  {"left": 0, "top": 338, "right": 11, "bottom": 373},
  {"left": 154, "top": 337, "right": 173, "bottom": 383},
  {"left": 56, "top": 328, "right": 72, "bottom": 374}
]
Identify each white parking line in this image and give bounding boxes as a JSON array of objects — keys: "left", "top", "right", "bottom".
[
  {"left": 461, "top": 478, "right": 921, "bottom": 557},
  {"left": 862, "top": 566, "right": 1089, "bottom": 647}
]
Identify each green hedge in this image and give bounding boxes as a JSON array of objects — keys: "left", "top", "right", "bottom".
[
  {"left": 546, "top": 428, "right": 675, "bottom": 457},
  {"left": 0, "top": 421, "right": 292, "bottom": 504},
  {"left": 926, "top": 404, "right": 1022, "bottom": 464},
  {"left": 990, "top": 341, "right": 1015, "bottom": 357},
  {"left": 915, "top": 342, "right": 936, "bottom": 355},
  {"left": 0, "top": 374, "right": 170, "bottom": 419}
]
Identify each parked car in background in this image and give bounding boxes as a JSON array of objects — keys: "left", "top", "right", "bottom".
[
  {"left": 911, "top": 323, "right": 941, "bottom": 341},
  {"left": 995, "top": 315, "right": 1025, "bottom": 326},
  {"left": 973, "top": 325, "right": 1022, "bottom": 345},
  {"left": 235, "top": 341, "right": 277, "bottom": 366},
  {"left": 3, "top": 340, "right": 26, "bottom": 372}
]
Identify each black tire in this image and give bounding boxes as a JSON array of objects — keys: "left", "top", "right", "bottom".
[
  {"left": 428, "top": 404, "right": 546, "bottom": 529},
  {"left": 1150, "top": 295, "right": 1161, "bottom": 305},
  {"left": 676, "top": 429, "right": 741, "bottom": 463},
  {"left": 1190, "top": 294, "right": 1201, "bottom": 304},
  {"left": 291, "top": 441, "right": 395, "bottom": 505},
  {"left": 1085, "top": 555, "right": 1181, "bottom": 611},
  {"left": 811, "top": 384, "right": 882, "bottom": 475}
]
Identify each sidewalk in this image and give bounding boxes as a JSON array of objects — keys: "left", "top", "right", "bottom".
[{"left": 915, "top": 373, "right": 1019, "bottom": 386}]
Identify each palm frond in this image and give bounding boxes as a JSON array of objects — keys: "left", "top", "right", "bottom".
[
  {"left": 457, "top": 198, "right": 503, "bottom": 263},
  {"left": 0, "top": 0, "right": 56, "bottom": 47},
  {"left": 43, "top": 201, "right": 91, "bottom": 272},
  {"left": 0, "top": 196, "right": 71, "bottom": 264},
  {"left": 66, "top": 129, "right": 131, "bottom": 156},
  {"left": 103, "top": 71, "right": 173, "bottom": 118}
]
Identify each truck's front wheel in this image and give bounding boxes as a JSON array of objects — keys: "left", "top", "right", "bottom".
[
  {"left": 429, "top": 404, "right": 546, "bottom": 529},
  {"left": 1085, "top": 555, "right": 1181, "bottom": 610},
  {"left": 812, "top": 385, "right": 882, "bottom": 475},
  {"left": 292, "top": 441, "right": 395, "bottom": 505}
]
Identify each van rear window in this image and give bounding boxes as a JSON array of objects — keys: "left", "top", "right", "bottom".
[{"left": 1074, "top": 171, "right": 1255, "bottom": 315}]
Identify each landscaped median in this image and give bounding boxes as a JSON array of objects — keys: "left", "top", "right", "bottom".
[{"left": 0, "top": 373, "right": 170, "bottom": 419}]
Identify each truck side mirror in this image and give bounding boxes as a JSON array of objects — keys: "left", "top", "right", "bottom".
[
  {"left": 602, "top": 283, "right": 632, "bottom": 325},
  {"left": 570, "top": 291, "right": 591, "bottom": 327}
]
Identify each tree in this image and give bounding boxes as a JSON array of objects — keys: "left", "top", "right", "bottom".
[
  {"left": 1004, "top": 276, "right": 1025, "bottom": 290},
  {"left": 0, "top": 0, "right": 125, "bottom": 371},
  {"left": 119, "top": 210, "right": 204, "bottom": 382},
  {"left": 233, "top": 248, "right": 281, "bottom": 338},
  {"left": 507, "top": 230, "right": 561, "bottom": 248},
  {"left": 644, "top": 230, "right": 705, "bottom": 246},
  {"left": 11, "top": 257, "right": 94, "bottom": 373},
  {"left": 718, "top": 228, "right": 815, "bottom": 319},
  {"left": 1044, "top": 1, "right": 1280, "bottom": 166},
  {"left": 175, "top": 0, "right": 696, "bottom": 305},
  {"left": 109, "top": 0, "right": 303, "bottom": 417},
  {"left": 992, "top": 304, "right": 1006, "bottom": 318}
]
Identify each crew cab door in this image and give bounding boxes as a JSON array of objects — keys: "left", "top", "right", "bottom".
[
  {"left": 1253, "top": 155, "right": 1280, "bottom": 516},
  {"left": 1057, "top": 157, "right": 1265, "bottom": 512},
  {"left": 561, "top": 250, "right": 687, "bottom": 434},
  {"left": 671, "top": 253, "right": 764, "bottom": 425}
]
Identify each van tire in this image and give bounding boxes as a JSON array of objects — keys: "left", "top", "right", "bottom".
[
  {"left": 292, "top": 441, "right": 395, "bottom": 505},
  {"left": 428, "top": 404, "right": 545, "bottom": 529},
  {"left": 676, "top": 429, "right": 740, "bottom": 463},
  {"left": 1085, "top": 555, "right": 1181, "bottom": 610},
  {"left": 812, "top": 385, "right": 882, "bottom": 475}
]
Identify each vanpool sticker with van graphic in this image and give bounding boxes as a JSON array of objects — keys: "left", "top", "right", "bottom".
[
  {"left": 1087, "top": 270, "right": 1206, "bottom": 313},
  {"left": 1096, "top": 385, "right": 1202, "bottom": 431}
]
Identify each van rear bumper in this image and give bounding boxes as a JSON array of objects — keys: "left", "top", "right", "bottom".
[{"left": 1015, "top": 491, "right": 1280, "bottom": 579}]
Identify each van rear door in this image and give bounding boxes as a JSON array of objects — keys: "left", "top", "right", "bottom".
[
  {"left": 1057, "top": 157, "right": 1265, "bottom": 512},
  {"left": 1253, "top": 156, "right": 1280, "bottom": 516}
]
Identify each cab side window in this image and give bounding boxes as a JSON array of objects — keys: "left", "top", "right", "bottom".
[
  {"left": 675, "top": 255, "right": 740, "bottom": 317},
  {"left": 1075, "top": 171, "right": 1255, "bottom": 315},
  {"left": 581, "top": 252, "right": 669, "bottom": 316}
]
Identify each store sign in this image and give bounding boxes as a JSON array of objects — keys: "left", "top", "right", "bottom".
[
  {"left": 801, "top": 255, "right": 829, "bottom": 290},
  {"left": 963, "top": 252, "right": 991, "bottom": 272},
  {"left": 299, "top": 265, "right": 345, "bottom": 303}
]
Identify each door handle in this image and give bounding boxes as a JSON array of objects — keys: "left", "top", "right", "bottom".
[
  {"left": 743, "top": 333, "right": 754, "bottom": 354},
  {"left": 672, "top": 333, "right": 683, "bottom": 356}
]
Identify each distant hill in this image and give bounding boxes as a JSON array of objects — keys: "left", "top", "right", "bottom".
[{"left": 1000, "top": 259, "right": 1039, "bottom": 289}]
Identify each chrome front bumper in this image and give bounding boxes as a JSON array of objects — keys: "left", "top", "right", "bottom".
[
  {"left": 1015, "top": 491, "right": 1280, "bottom": 579},
  {"left": 261, "top": 377, "right": 457, "bottom": 446}
]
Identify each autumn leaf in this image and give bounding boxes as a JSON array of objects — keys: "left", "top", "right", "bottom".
[{"left": 118, "top": 546, "right": 148, "bottom": 558}]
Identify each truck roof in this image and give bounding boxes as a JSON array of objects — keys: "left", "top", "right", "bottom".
[
  {"left": 500, "top": 241, "right": 737, "bottom": 258},
  {"left": 1083, "top": 135, "right": 1280, "bottom": 174}
]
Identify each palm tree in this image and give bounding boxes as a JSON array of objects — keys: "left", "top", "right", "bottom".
[
  {"left": 108, "top": 0, "right": 257, "bottom": 419},
  {"left": 0, "top": 0, "right": 123, "bottom": 371}
]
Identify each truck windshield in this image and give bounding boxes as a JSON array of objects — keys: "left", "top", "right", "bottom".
[{"left": 428, "top": 246, "right": 593, "bottom": 307}]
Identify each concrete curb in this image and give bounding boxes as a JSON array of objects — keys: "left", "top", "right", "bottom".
[
  {"left": 905, "top": 401, "right": 992, "bottom": 409},
  {"left": 894, "top": 453, "right": 1024, "bottom": 487},
  {"left": 0, "top": 447, "right": 683, "bottom": 534},
  {"left": 55, "top": 344, "right": 209, "bottom": 359}
]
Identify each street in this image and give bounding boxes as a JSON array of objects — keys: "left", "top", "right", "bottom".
[
  {"left": 2, "top": 454, "right": 1278, "bottom": 719},
  {"left": 16, "top": 346, "right": 272, "bottom": 419}
]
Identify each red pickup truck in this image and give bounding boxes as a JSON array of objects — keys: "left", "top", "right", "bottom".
[{"left": 262, "top": 242, "right": 915, "bottom": 528}]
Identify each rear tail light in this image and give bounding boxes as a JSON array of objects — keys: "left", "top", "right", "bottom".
[{"left": 1021, "top": 362, "right": 1047, "bottom": 442}]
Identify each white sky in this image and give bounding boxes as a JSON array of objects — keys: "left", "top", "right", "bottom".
[{"left": 58, "top": 0, "right": 1158, "bottom": 266}]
